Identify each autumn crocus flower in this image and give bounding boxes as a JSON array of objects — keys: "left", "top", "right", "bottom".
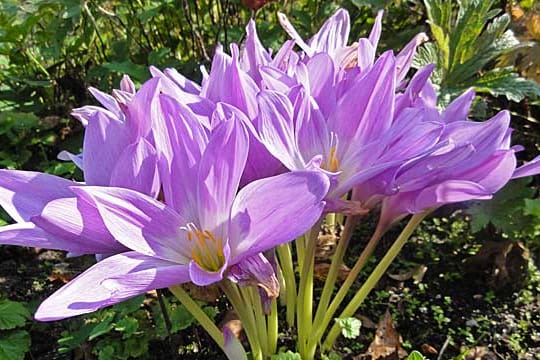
[
  {"left": 34, "top": 115, "right": 329, "bottom": 321},
  {"left": 0, "top": 78, "right": 168, "bottom": 257},
  {"left": 375, "top": 106, "right": 540, "bottom": 230},
  {"left": 253, "top": 51, "right": 443, "bottom": 213}
]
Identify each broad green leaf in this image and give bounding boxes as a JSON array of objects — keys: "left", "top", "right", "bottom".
[
  {"left": 0, "top": 330, "right": 30, "bottom": 360},
  {"left": 471, "top": 67, "right": 540, "bottom": 102},
  {"left": 524, "top": 198, "right": 540, "bottom": 218},
  {"left": 407, "top": 350, "right": 427, "bottom": 360},
  {"left": 0, "top": 300, "right": 29, "bottom": 330},
  {"left": 467, "top": 178, "right": 535, "bottom": 234},
  {"left": 334, "top": 317, "right": 362, "bottom": 339}
]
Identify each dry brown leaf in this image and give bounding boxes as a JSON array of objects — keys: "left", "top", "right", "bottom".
[
  {"left": 241, "top": 0, "right": 275, "bottom": 11},
  {"left": 47, "top": 273, "right": 74, "bottom": 284},
  {"left": 357, "top": 314, "right": 378, "bottom": 329},
  {"left": 388, "top": 265, "right": 427, "bottom": 283},
  {"left": 366, "top": 311, "right": 407, "bottom": 360},
  {"left": 387, "top": 271, "right": 413, "bottom": 282},
  {"left": 314, "top": 262, "right": 351, "bottom": 282},
  {"left": 464, "top": 241, "right": 530, "bottom": 290},
  {"left": 183, "top": 282, "right": 221, "bottom": 302},
  {"left": 421, "top": 343, "right": 438, "bottom": 355},
  {"left": 463, "top": 346, "right": 497, "bottom": 360},
  {"left": 316, "top": 233, "right": 339, "bottom": 259},
  {"left": 220, "top": 310, "right": 243, "bottom": 340}
]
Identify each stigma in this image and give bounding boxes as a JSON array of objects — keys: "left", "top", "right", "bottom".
[
  {"left": 322, "top": 132, "right": 340, "bottom": 172},
  {"left": 185, "top": 223, "right": 225, "bottom": 272}
]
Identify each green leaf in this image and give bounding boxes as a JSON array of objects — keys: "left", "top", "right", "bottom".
[
  {"left": 524, "top": 198, "right": 540, "bottom": 218},
  {"left": 88, "top": 312, "right": 115, "bottom": 341},
  {"left": 270, "top": 351, "right": 302, "bottom": 360},
  {"left": 0, "top": 330, "right": 31, "bottom": 360},
  {"left": 115, "top": 317, "right": 139, "bottom": 339},
  {"left": 334, "top": 317, "right": 362, "bottom": 339},
  {"left": 470, "top": 67, "right": 540, "bottom": 102},
  {"left": 467, "top": 178, "right": 535, "bottom": 234},
  {"left": 407, "top": 350, "right": 427, "bottom": 360},
  {"left": 0, "top": 300, "right": 30, "bottom": 330},
  {"left": 102, "top": 61, "right": 149, "bottom": 83}
]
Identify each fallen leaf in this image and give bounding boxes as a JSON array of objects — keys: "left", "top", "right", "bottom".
[
  {"left": 464, "top": 241, "right": 530, "bottom": 290},
  {"left": 220, "top": 310, "right": 243, "bottom": 340},
  {"left": 241, "top": 0, "right": 275, "bottom": 11},
  {"left": 366, "top": 311, "right": 407, "bottom": 359},
  {"left": 314, "top": 263, "right": 351, "bottom": 282},
  {"left": 420, "top": 343, "right": 438, "bottom": 355},
  {"left": 316, "top": 233, "right": 338, "bottom": 259},
  {"left": 463, "top": 346, "right": 497, "bottom": 360},
  {"left": 387, "top": 271, "right": 413, "bottom": 282},
  {"left": 47, "top": 273, "right": 74, "bottom": 284},
  {"left": 357, "top": 314, "right": 378, "bottom": 329},
  {"left": 183, "top": 282, "right": 221, "bottom": 302}
]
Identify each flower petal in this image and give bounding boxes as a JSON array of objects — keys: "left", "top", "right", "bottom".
[
  {"left": 31, "top": 197, "right": 126, "bottom": 254},
  {"left": 0, "top": 170, "right": 78, "bottom": 222},
  {"left": 228, "top": 253, "right": 279, "bottom": 298},
  {"left": 35, "top": 252, "right": 189, "bottom": 321},
  {"left": 73, "top": 186, "right": 190, "bottom": 263},
  {"left": 512, "top": 155, "right": 540, "bottom": 179},
  {"left": 223, "top": 327, "right": 248, "bottom": 360},
  {"left": 197, "top": 116, "right": 249, "bottom": 235},
  {"left": 257, "top": 90, "right": 304, "bottom": 171},
  {"left": 229, "top": 171, "right": 329, "bottom": 261},
  {"left": 83, "top": 111, "right": 131, "bottom": 186},
  {"left": 110, "top": 138, "right": 160, "bottom": 198},
  {"left": 0, "top": 222, "right": 104, "bottom": 254},
  {"left": 308, "top": 8, "right": 350, "bottom": 56}
]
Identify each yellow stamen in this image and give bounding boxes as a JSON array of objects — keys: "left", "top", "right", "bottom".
[{"left": 185, "top": 224, "right": 225, "bottom": 272}]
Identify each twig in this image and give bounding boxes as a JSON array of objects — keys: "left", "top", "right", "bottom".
[{"left": 437, "top": 335, "right": 451, "bottom": 360}]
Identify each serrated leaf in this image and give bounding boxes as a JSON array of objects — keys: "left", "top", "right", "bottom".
[
  {"left": 335, "top": 317, "right": 362, "bottom": 339},
  {"left": 467, "top": 178, "right": 535, "bottom": 234},
  {"left": 471, "top": 67, "right": 540, "bottom": 102},
  {"left": 0, "top": 300, "right": 30, "bottom": 330},
  {"left": 0, "top": 330, "right": 31, "bottom": 360}
]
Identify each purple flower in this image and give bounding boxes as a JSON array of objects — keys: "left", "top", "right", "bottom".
[
  {"left": 252, "top": 52, "right": 442, "bottom": 211},
  {"left": 34, "top": 116, "right": 329, "bottom": 321},
  {"left": 0, "top": 79, "right": 167, "bottom": 257},
  {"left": 66, "top": 77, "right": 162, "bottom": 197},
  {"left": 374, "top": 104, "right": 540, "bottom": 229}
]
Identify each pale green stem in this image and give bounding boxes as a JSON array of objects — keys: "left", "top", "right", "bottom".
[
  {"left": 306, "top": 216, "right": 360, "bottom": 358},
  {"left": 322, "top": 212, "right": 429, "bottom": 351},
  {"left": 312, "top": 217, "right": 359, "bottom": 328},
  {"left": 169, "top": 285, "right": 224, "bottom": 350},
  {"left": 297, "top": 219, "right": 323, "bottom": 357},
  {"left": 275, "top": 257, "right": 287, "bottom": 307},
  {"left": 277, "top": 243, "right": 297, "bottom": 327},
  {"left": 325, "top": 212, "right": 336, "bottom": 229},
  {"left": 295, "top": 234, "right": 306, "bottom": 272},
  {"left": 244, "top": 287, "right": 269, "bottom": 357},
  {"left": 307, "top": 224, "right": 385, "bottom": 355},
  {"left": 221, "top": 282, "right": 263, "bottom": 360},
  {"left": 267, "top": 299, "right": 279, "bottom": 355}
]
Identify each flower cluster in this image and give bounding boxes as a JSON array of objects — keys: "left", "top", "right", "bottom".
[{"left": 1, "top": 8, "right": 539, "bottom": 359}]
